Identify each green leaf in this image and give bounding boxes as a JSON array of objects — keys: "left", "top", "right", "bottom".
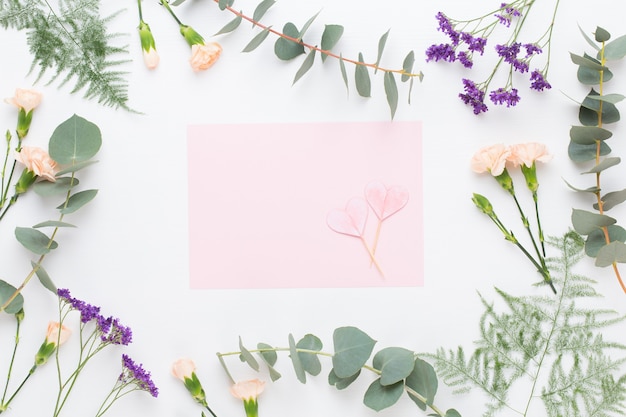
[
  {"left": 582, "top": 157, "right": 620, "bottom": 174},
  {"left": 604, "top": 34, "right": 626, "bottom": 60},
  {"left": 578, "top": 25, "right": 601, "bottom": 51},
  {"left": 289, "top": 333, "right": 306, "bottom": 383},
  {"left": 568, "top": 140, "right": 611, "bottom": 162},
  {"left": 57, "top": 189, "right": 98, "bottom": 214},
  {"left": 242, "top": 26, "right": 272, "bottom": 53},
  {"left": 595, "top": 241, "right": 626, "bottom": 267},
  {"left": 15, "top": 227, "right": 58, "bottom": 255},
  {"left": 218, "top": 0, "right": 234, "bottom": 10},
  {"left": 563, "top": 178, "right": 599, "bottom": 194},
  {"left": 332, "top": 326, "right": 376, "bottom": 378},
  {"left": 328, "top": 368, "right": 360, "bottom": 390},
  {"left": 576, "top": 54, "right": 613, "bottom": 85},
  {"left": 374, "top": 29, "right": 390, "bottom": 74},
  {"left": 363, "top": 379, "right": 404, "bottom": 411},
  {"left": 298, "top": 11, "right": 320, "bottom": 40},
  {"left": 32, "top": 220, "right": 76, "bottom": 228},
  {"left": 571, "top": 209, "right": 616, "bottom": 235},
  {"left": 594, "top": 26, "right": 611, "bottom": 43},
  {"left": 296, "top": 334, "right": 322, "bottom": 376},
  {"left": 30, "top": 261, "right": 56, "bottom": 293},
  {"left": 585, "top": 93, "right": 625, "bottom": 104},
  {"left": 401, "top": 50, "right": 415, "bottom": 82},
  {"left": 579, "top": 88, "right": 620, "bottom": 125},
  {"left": 0, "top": 280, "right": 24, "bottom": 314},
  {"left": 253, "top": 0, "right": 275, "bottom": 23},
  {"left": 569, "top": 126, "right": 612, "bottom": 145},
  {"left": 214, "top": 14, "right": 242, "bottom": 36},
  {"left": 274, "top": 23, "right": 304, "bottom": 60},
  {"left": 570, "top": 52, "right": 607, "bottom": 71},
  {"left": 55, "top": 160, "right": 98, "bottom": 176},
  {"left": 384, "top": 72, "right": 398, "bottom": 119},
  {"left": 372, "top": 347, "right": 414, "bottom": 386},
  {"left": 595, "top": 189, "right": 626, "bottom": 211},
  {"left": 445, "top": 409, "right": 462, "bottom": 417},
  {"left": 239, "top": 336, "right": 260, "bottom": 371},
  {"left": 49, "top": 114, "right": 102, "bottom": 165},
  {"left": 405, "top": 358, "right": 438, "bottom": 410},
  {"left": 293, "top": 49, "right": 316, "bottom": 85},
  {"left": 585, "top": 225, "right": 626, "bottom": 257},
  {"left": 355, "top": 53, "right": 371, "bottom": 98},
  {"left": 257, "top": 343, "right": 282, "bottom": 381},
  {"left": 33, "top": 177, "right": 78, "bottom": 196},
  {"left": 339, "top": 53, "right": 348, "bottom": 94},
  {"left": 320, "top": 24, "right": 344, "bottom": 62}
]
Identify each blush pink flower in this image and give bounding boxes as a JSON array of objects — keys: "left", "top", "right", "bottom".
[
  {"left": 45, "top": 321, "right": 72, "bottom": 345},
  {"left": 470, "top": 144, "right": 511, "bottom": 176},
  {"left": 5, "top": 88, "right": 42, "bottom": 113},
  {"left": 171, "top": 357, "right": 196, "bottom": 381},
  {"left": 507, "top": 142, "right": 552, "bottom": 167},
  {"left": 15, "top": 146, "right": 58, "bottom": 182},
  {"left": 143, "top": 49, "right": 160, "bottom": 69},
  {"left": 230, "top": 379, "right": 265, "bottom": 401},
  {"left": 189, "top": 43, "right": 222, "bottom": 71}
]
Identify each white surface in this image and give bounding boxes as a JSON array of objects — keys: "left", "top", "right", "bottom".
[{"left": 1, "top": 0, "right": 626, "bottom": 416}]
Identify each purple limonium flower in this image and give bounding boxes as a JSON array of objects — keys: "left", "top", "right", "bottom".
[
  {"left": 102, "top": 318, "right": 133, "bottom": 346},
  {"left": 523, "top": 43, "right": 542, "bottom": 57},
  {"left": 435, "top": 12, "right": 460, "bottom": 45},
  {"left": 490, "top": 87, "right": 521, "bottom": 107},
  {"left": 58, "top": 288, "right": 101, "bottom": 323},
  {"left": 495, "top": 43, "right": 529, "bottom": 72},
  {"left": 530, "top": 70, "right": 552, "bottom": 91},
  {"left": 458, "top": 51, "right": 473, "bottom": 68},
  {"left": 495, "top": 2, "right": 522, "bottom": 26},
  {"left": 463, "top": 34, "right": 487, "bottom": 55},
  {"left": 459, "top": 79, "right": 488, "bottom": 114},
  {"left": 120, "top": 354, "right": 159, "bottom": 397},
  {"left": 425, "top": 43, "right": 456, "bottom": 63}
]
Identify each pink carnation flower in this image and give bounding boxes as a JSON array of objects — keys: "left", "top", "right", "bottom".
[
  {"left": 507, "top": 142, "right": 552, "bottom": 167},
  {"left": 470, "top": 143, "right": 510, "bottom": 176}
]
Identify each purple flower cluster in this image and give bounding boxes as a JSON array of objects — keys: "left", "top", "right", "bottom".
[
  {"left": 495, "top": 2, "right": 521, "bottom": 27},
  {"left": 57, "top": 288, "right": 132, "bottom": 346},
  {"left": 490, "top": 87, "right": 520, "bottom": 107},
  {"left": 495, "top": 43, "right": 528, "bottom": 73},
  {"left": 120, "top": 354, "right": 159, "bottom": 397},
  {"left": 530, "top": 69, "right": 552, "bottom": 91},
  {"left": 426, "top": 12, "right": 486, "bottom": 69},
  {"left": 459, "top": 79, "right": 488, "bottom": 114}
]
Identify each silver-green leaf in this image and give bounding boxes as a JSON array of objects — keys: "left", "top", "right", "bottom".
[
  {"left": 15, "top": 227, "right": 58, "bottom": 255},
  {"left": 49, "top": 114, "right": 101, "bottom": 165},
  {"left": 595, "top": 241, "right": 626, "bottom": 267},
  {"left": 355, "top": 53, "right": 371, "bottom": 98},
  {"left": 363, "top": 379, "right": 404, "bottom": 411},
  {"left": 372, "top": 347, "right": 414, "bottom": 385},
  {"left": 252, "top": 0, "right": 275, "bottom": 23},
  {"left": 571, "top": 209, "right": 616, "bottom": 235},
  {"left": 320, "top": 24, "right": 344, "bottom": 62},
  {"left": 384, "top": 71, "right": 398, "bottom": 119},
  {"left": 374, "top": 29, "right": 390, "bottom": 74},
  {"left": 289, "top": 333, "right": 306, "bottom": 383},
  {"left": 332, "top": 326, "right": 376, "bottom": 378},
  {"left": 31, "top": 261, "right": 56, "bottom": 293},
  {"left": 0, "top": 280, "right": 24, "bottom": 314},
  {"left": 293, "top": 49, "right": 316, "bottom": 85},
  {"left": 57, "top": 189, "right": 98, "bottom": 214},
  {"left": 242, "top": 26, "right": 272, "bottom": 53},
  {"left": 214, "top": 14, "right": 242, "bottom": 36}
]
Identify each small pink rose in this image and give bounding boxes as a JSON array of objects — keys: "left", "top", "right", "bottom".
[
  {"left": 507, "top": 142, "right": 552, "bottom": 167},
  {"left": 45, "top": 321, "right": 71, "bottom": 346},
  {"left": 15, "top": 146, "right": 57, "bottom": 182},
  {"left": 171, "top": 357, "right": 196, "bottom": 381},
  {"left": 230, "top": 379, "right": 265, "bottom": 401},
  {"left": 189, "top": 43, "right": 222, "bottom": 71},
  {"left": 5, "top": 88, "right": 42, "bottom": 113},
  {"left": 470, "top": 144, "right": 510, "bottom": 176},
  {"left": 143, "top": 48, "right": 160, "bottom": 70}
]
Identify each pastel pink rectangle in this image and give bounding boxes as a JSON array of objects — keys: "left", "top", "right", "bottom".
[{"left": 187, "top": 122, "right": 423, "bottom": 289}]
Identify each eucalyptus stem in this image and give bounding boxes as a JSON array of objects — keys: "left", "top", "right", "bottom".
[{"left": 1, "top": 317, "right": 22, "bottom": 406}]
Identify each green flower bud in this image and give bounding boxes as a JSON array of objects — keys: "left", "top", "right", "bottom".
[
  {"left": 472, "top": 193, "right": 493, "bottom": 215},
  {"left": 139, "top": 21, "right": 157, "bottom": 52},
  {"left": 180, "top": 25, "right": 205, "bottom": 47},
  {"left": 494, "top": 169, "right": 515, "bottom": 195},
  {"left": 14, "top": 168, "right": 36, "bottom": 195},
  {"left": 520, "top": 163, "right": 539, "bottom": 193}
]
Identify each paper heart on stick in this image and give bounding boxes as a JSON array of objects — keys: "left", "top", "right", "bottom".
[
  {"left": 364, "top": 181, "right": 409, "bottom": 220},
  {"left": 326, "top": 197, "right": 369, "bottom": 237}
]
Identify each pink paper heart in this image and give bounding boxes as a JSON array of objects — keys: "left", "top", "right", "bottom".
[
  {"left": 326, "top": 197, "right": 369, "bottom": 237},
  {"left": 365, "top": 181, "right": 409, "bottom": 220}
]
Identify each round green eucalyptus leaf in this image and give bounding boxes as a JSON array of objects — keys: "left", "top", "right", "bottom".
[
  {"left": 288, "top": 333, "right": 306, "bottom": 383},
  {"left": 0, "top": 280, "right": 24, "bottom": 314},
  {"left": 372, "top": 347, "right": 415, "bottom": 386},
  {"left": 585, "top": 225, "right": 626, "bottom": 257},
  {"left": 595, "top": 26, "right": 611, "bottom": 42},
  {"left": 363, "top": 379, "right": 404, "bottom": 411},
  {"left": 332, "top": 326, "right": 376, "bottom": 378},
  {"left": 571, "top": 209, "right": 616, "bottom": 235},
  {"left": 579, "top": 91, "right": 620, "bottom": 125},
  {"left": 595, "top": 241, "right": 626, "bottom": 267},
  {"left": 576, "top": 55, "right": 613, "bottom": 85},
  {"left": 257, "top": 342, "right": 278, "bottom": 366},
  {"left": 604, "top": 34, "right": 626, "bottom": 60},
  {"left": 49, "top": 114, "right": 102, "bottom": 165},
  {"left": 274, "top": 22, "right": 304, "bottom": 60},
  {"left": 57, "top": 189, "right": 98, "bottom": 214},
  {"left": 568, "top": 140, "right": 611, "bottom": 163},
  {"left": 569, "top": 126, "right": 612, "bottom": 145},
  {"left": 445, "top": 409, "right": 462, "bottom": 417},
  {"left": 328, "top": 368, "right": 360, "bottom": 390},
  {"left": 296, "top": 334, "right": 322, "bottom": 376},
  {"left": 15, "top": 227, "right": 58, "bottom": 255},
  {"left": 320, "top": 24, "right": 344, "bottom": 62},
  {"left": 33, "top": 177, "right": 78, "bottom": 196},
  {"left": 595, "top": 189, "right": 626, "bottom": 211},
  {"left": 406, "top": 358, "right": 438, "bottom": 410}
]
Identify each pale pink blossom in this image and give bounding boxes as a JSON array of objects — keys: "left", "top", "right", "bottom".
[
  {"left": 230, "top": 379, "right": 265, "bottom": 401},
  {"left": 4, "top": 88, "right": 42, "bottom": 113},
  {"left": 143, "top": 48, "right": 160, "bottom": 70},
  {"left": 45, "top": 321, "right": 71, "bottom": 346},
  {"left": 171, "top": 358, "right": 196, "bottom": 381},
  {"left": 507, "top": 142, "right": 553, "bottom": 167},
  {"left": 470, "top": 144, "right": 510, "bottom": 176},
  {"left": 15, "top": 146, "right": 57, "bottom": 182},
  {"left": 189, "top": 43, "right": 222, "bottom": 71}
]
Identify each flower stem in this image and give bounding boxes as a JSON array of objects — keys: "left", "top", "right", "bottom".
[{"left": 160, "top": 0, "right": 184, "bottom": 26}]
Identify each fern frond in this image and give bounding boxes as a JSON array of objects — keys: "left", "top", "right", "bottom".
[
  {"left": 428, "top": 231, "right": 626, "bottom": 417},
  {"left": 0, "top": 0, "right": 44, "bottom": 29},
  {"left": 3, "top": 0, "right": 132, "bottom": 110}
]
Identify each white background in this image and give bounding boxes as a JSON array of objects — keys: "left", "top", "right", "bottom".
[{"left": 1, "top": 0, "right": 626, "bottom": 416}]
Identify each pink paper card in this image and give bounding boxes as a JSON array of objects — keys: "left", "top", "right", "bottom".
[{"left": 187, "top": 121, "right": 423, "bottom": 289}]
